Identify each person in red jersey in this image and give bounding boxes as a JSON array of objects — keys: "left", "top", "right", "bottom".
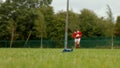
[{"left": 72, "top": 29, "right": 82, "bottom": 48}]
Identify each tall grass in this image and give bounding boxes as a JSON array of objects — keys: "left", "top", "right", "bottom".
[{"left": 0, "top": 48, "right": 120, "bottom": 68}]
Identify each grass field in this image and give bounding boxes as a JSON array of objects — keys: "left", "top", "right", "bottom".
[{"left": 0, "top": 48, "right": 120, "bottom": 68}]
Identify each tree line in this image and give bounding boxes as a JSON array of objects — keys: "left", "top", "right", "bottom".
[{"left": 0, "top": 0, "right": 120, "bottom": 47}]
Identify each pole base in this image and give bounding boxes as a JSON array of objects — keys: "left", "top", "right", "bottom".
[{"left": 62, "top": 48, "right": 73, "bottom": 52}]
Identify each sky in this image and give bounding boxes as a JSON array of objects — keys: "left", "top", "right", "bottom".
[{"left": 51, "top": 0, "right": 120, "bottom": 20}]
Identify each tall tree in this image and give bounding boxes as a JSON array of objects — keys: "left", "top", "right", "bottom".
[
  {"left": 106, "top": 5, "right": 114, "bottom": 49},
  {"left": 8, "top": 19, "right": 16, "bottom": 48},
  {"left": 39, "top": 6, "right": 54, "bottom": 40},
  {"left": 106, "top": 5, "right": 114, "bottom": 22},
  {"left": 34, "top": 8, "right": 46, "bottom": 48}
]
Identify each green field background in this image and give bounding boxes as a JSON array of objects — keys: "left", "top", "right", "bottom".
[{"left": 0, "top": 48, "right": 120, "bottom": 68}]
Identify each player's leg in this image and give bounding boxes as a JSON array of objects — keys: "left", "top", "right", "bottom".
[
  {"left": 78, "top": 38, "right": 81, "bottom": 48},
  {"left": 74, "top": 38, "right": 77, "bottom": 48},
  {"left": 76, "top": 41, "right": 79, "bottom": 48},
  {"left": 76, "top": 38, "right": 80, "bottom": 48},
  {"left": 75, "top": 39, "right": 79, "bottom": 48}
]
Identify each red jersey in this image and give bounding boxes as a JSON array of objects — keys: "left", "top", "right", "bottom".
[{"left": 72, "top": 30, "right": 82, "bottom": 38}]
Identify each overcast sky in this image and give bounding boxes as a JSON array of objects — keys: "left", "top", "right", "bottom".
[{"left": 51, "top": 0, "right": 120, "bottom": 20}]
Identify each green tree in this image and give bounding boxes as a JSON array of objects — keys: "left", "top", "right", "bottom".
[
  {"left": 8, "top": 19, "right": 16, "bottom": 48},
  {"left": 79, "top": 9, "right": 103, "bottom": 37},
  {"left": 0, "top": 0, "right": 17, "bottom": 41},
  {"left": 115, "top": 16, "right": 120, "bottom": 36},
  {"left": 68, "top": 11, "right": 79, "bottom": 34},
  {"left": 99, "top": 18, "right": 112, "bottom": 37},
  {"left": 0, "top": 0, "right": 53, "bottom": 47},
  {"left": 39, "top": 6, "right": 55, "bottom": 40},
  {"left": 0, "top": 0, "right": 52, "bottom": 40},
  {"left": 106, "top": 5, "right": 114, "bottom": 49},
  {"left": 47, "top": 10, "right": 79, "bottom": 40},
  {"left": 50, "top": 11, "right": 66, "bottom": 40},
  {"left": 34, "top": 9, "right": 46, "bottom": 48}
]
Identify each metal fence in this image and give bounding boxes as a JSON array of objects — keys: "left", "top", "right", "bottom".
[{"left": 0, "top": 37, "right": 120, "bottom": 48}]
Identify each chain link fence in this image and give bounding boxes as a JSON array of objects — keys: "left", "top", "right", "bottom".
[{"left": 0, "top": 37, "right": 120, "bottom": 48}]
